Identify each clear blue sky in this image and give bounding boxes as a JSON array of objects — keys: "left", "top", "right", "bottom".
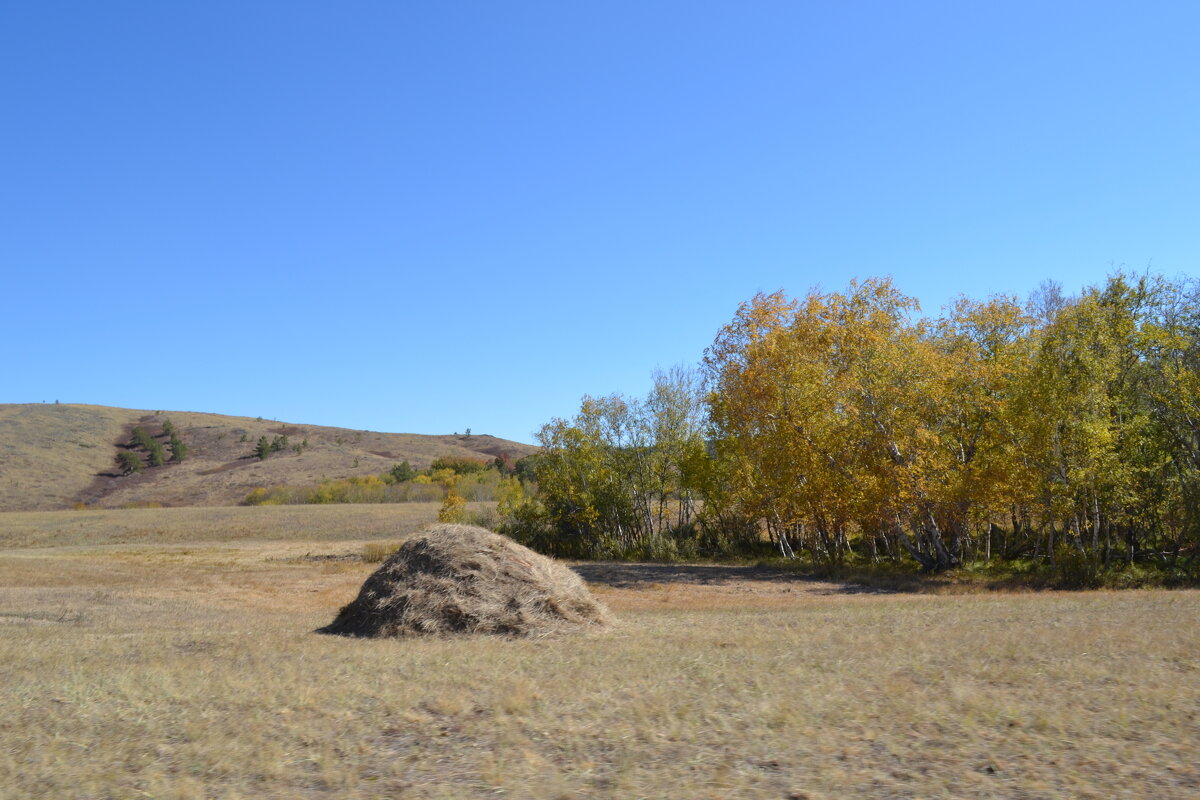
[{"left": 3, "top": 1, "right": 1197, "bottom": 443}]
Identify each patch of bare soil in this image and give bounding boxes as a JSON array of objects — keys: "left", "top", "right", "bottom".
[{"left": 572, "top": 562, "right": 896, "bottom": 611}]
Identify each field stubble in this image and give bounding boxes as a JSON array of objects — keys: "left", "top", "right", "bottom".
[{"left": 0, "top": 507, "right": 1197, "bottom": 799}]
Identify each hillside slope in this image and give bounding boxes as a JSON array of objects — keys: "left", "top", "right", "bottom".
[{"left": 0, "top": 404, "right": 537, "bottom": 511}]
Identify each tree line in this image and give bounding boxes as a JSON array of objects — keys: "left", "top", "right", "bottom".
[{"left": 501, "top": 273, "right": 1199, "bottom": 582}]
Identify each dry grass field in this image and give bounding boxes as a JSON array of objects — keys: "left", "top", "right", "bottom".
[
  {"left": 0, "top": 403, "right": 536, "bottom": 511},
  {"left": 2, "top": 506, "right": 1198, "bottom": 799},
  {"left": 0, "top": 503, "right": 498, "bottom": 550}
]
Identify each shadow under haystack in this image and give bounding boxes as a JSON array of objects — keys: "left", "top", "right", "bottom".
[{"left": 319, "top": 524, "right": 610, "bottom": 638}]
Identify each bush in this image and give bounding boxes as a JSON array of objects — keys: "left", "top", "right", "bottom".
[
  {"left": 438, "top": 491, "right": 468, "bottom": 523},
  {"left": 242, "top": 486, "right": 290, "bottom": 506},
  {"left": 362, "top": 541, "right": 401, "bottom": 563},
  {"left": 1053, "top": 548, "right": 1104, "bottom": 589},
  {"left": 389, "top": 461, "right": 416, "bottom": 483},
  {"left": 430, "top": 456, "right": 489, "bottom": 475},
  {"left": 116, "top": 451, "right": 142, "bottom": 475},
  {"left": 130, "top": 426, "right": 155, "bottom": 450}
]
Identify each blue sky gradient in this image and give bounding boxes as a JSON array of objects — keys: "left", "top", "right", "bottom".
[{"left": 3, "top": 1, "right": 1197, "bottom": 442}]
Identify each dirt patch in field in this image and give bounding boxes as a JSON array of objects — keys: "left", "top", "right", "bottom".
[{"left": 573, "top": 562, "right": 896, "bottom": 611}]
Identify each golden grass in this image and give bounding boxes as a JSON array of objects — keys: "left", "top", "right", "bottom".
[
  {"left": 0, "top": 503, "right": 496, "bottom": 550},
  {"left": 0, "top": 403, "right": 134, "bottom": 511},
  {"left": 2, "top": 521, "right": 1197, "bottom": 799}
]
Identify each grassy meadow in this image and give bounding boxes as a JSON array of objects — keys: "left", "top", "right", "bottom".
[{"left": 1, "top": 505, "right": 1197, "bottom": 799}]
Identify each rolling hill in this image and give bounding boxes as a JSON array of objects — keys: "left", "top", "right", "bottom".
[{"left": 0, "top": 403, "right": 538, "bottom": 511}]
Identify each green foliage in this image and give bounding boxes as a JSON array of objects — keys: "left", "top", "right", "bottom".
[
  {"left": 270, "top": 435, "right": 288, "bottom": 452},
  {"left": 240, "top": 474, "right": 446, "bottom": 506},
  {"left": 146, "top": 440, "right": 166, "bottom": 467},
  {"left": 430, "top": 456, "right": 488, "bottom": 475},
  {"left": 169, "top": 434, "right": 188, "bottom": 462},
  {"left": 241, "top": 487, "right": 287, "bottom": 506},
  {"left": 513, "top": 455, "right": 542, "bottom": 483},
  {"left": 254, "top": 436, "right": 271, "bottom": 461},
  {"left": 388, "top": 461, "right": 416, "bottom": 483},
  {"left": 512, "top": 367, "right": 707, "bottom": 557},
  {"left": 130, "top": 426, "right": 155, "bottom": 451},
  {"left": 127, "top": 425, "right": 169, "bottom": 468},
  {"left": 115, "top": 450, "right": 142, "bottom": 475}
]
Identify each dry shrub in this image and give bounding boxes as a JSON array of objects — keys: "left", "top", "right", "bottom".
[
  {"left": 320, "top": 524, "right": 610, "bottom": 638},
  {"left": 361, "top": 541, "right": 401, "bottom": 563}
]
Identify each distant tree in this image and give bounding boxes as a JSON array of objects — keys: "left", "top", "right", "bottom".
[
  {"left": 271, "top": 434, "right": 288, "bottom": 452},
  {"left": 170, "top": 434, "right": 188, "bottom": 462},
  {"left": 438, "top": 490, "right": 468, "bottom": 523},
  {"left": 130, "top": 426, "right": 155, "bottom": 451},
  {"left": 116, "top": 451, "right": 142, "bottom": 475},
  {"left": 430, "top": 456, "right": 488, "bottom": 475},
  {"left": 513, "top": 454, "right": 542, "bottom": 483},
  {"left": 389, "top": 461, "right": 416, "bottom": 483},
  {"left": 465, "top": 428, "right": 472, "bottom": 436},
  {"left": 255, "top": 436, "right": 271, "bottom": 461},
  {"left": 161, "top": 420, "right": 175, "bottom": 437},
  {"left": 147, "top": 440, "right": 166, "bottom": 467}
]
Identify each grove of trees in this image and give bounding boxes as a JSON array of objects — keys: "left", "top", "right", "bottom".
[
  {"left": 115, "top": 420, "right": 187, "bottom": 474},
  {"left": 501, "top": 273, "right": 1199, "bottom": 582}
]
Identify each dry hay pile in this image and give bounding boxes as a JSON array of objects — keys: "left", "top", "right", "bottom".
[{"left": 320, "top": 523, "right": 610, "bottom": 637}]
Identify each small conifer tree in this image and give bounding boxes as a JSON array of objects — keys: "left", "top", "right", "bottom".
[
  {"left": 147, "top": 440, "right": 166, "bottom": 467},
  {"left": 116, "top": 451, "right": 142, "bottom": 475}
]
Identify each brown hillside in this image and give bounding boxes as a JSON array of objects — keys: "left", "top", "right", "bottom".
[{"left": 0, "top": 404, "right": 538, "bottom": 511}]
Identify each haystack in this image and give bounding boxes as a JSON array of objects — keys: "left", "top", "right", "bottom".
[{"left": 320, "top": 524, "right": 610, "bottom": 637}]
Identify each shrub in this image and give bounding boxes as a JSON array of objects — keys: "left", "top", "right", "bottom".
[
  {"left": 147, "top": 440, "right": 166, "bottom": 467},
  {"left": 430, "top": 456, "right": 489, "bottom": 475},
  {"left": 389, "top": 461, "right": 416, "bottom": 483},
  {"left": 254, "top": 436, "right": 271, "bottom": 460},
  {"left": 116, "top": 451, "right": 142, "bottom": 475},
  {"left": 242, "top": 486, "right": 289, "bottom": 506},
  {"left": 362, "top": 542, "right": 401, "bottom": 563},
  {"left": 438, "top": 491, "right": 468, "bottom": 523},
  {"left": 130, "top": 426, "right": 155, "bottom": 451}
]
